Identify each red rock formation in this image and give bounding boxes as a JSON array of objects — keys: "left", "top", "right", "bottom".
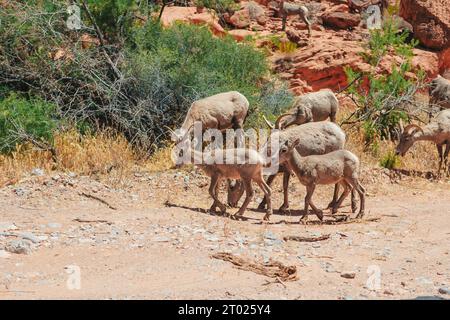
[
  {"left": 159, "top": 6, "right": 225, "bottom": 36},
  {"left": 400, "top": 0, "right": 450, "bottom": 50},
  {"left": 321, "top": 11, "right": 361, "bottom": 29},
  {"left": 271, "top": 33, "right": 371, "bottom": 94}
]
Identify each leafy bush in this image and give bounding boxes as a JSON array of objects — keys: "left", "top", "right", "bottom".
[
  {"left": 125, "top": 20, "right": 292, "bottom": 132},
  {"left": 0, "top": 93, "right": 58, "bottom": 153},
  {"left": 379, "top": 150, "right": 401, "bottom": 169},
  {"left": 0, "top": 1, "right": 292, "bottom": 152},
  {"left": 344, "top": 18, "right": 425, "bottom": 149},
  {"left": 194, "top": 0, "right": 237, "bottom": 12}
]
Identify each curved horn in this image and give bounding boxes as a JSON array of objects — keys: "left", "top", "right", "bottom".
[
  {"left": 274, "top": 113, "right": 292, "bottom": 130},
  {"left": 404, "top": 124, "right": 424, "bottom": 135},
  {"left": 262, "top": 115, "right": 275, "bottom": 129},
  {"left": 399, "top": 119, "right": 404, "bottom": 132}
]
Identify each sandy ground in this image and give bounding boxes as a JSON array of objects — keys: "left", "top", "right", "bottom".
[{"left": 0, "top": 167, "right": 449, "bottom": 300}]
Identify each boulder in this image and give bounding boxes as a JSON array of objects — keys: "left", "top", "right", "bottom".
[
  {"left": 158, "top": 6, "right": 225, "bottom": 36},
  {"left": 271, "top": 34, "right": 371, "bottom": 94},
  {"left": 348, "top": 0, "right": 388, "bottom": 13},
  {"left": 322, "top": 11, "right": 361, "bottom": 29},
  {"left": 229, "top": 9, "right": 251, "bottom": 29},
  {"left": 400, "top": 0, "right": 450, "bottom": 50},
  {"left": 228, "top": 29, "right": 256, "bottom": 42},
  {"left": 245, "top": 1, "right": 268, "bottom": 26},
  {"left": 440, "top": 47, "right": 450, "bottom": 74}
]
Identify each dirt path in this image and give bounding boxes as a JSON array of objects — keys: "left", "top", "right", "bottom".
[{"left": 0, "top": 170, "right": 449, "bottom": 299}]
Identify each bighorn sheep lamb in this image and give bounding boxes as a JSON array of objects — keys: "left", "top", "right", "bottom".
[
  {"left": 396, "top": 109, "right": 450, "bottom": 175},
  {"left": 429, "top": 75, "right": 450, "bottom": 119},
  {"left": 174, "top": 141, "right": 273, "bottom": 220},
  {"left": 265, "top": 89, "right": 339, "bottom": 130},
  {"left": 228, "top": 121, "right": 357, "bottom": 214},
  {"left": 172, "top": 91, "right": 249, "bottom": 141},
  {"left": 277, "top": 139, "right": 366, "bottom": 223},
  {"left": 278, "top": 0, "right": 312, "bottom": 37}
]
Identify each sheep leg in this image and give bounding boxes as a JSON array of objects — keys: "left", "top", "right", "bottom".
[
  {"left": 444, "top": 142, "right": 450, "bottom": 176},
  {"left": 256, "top": 178, "right": 273, "bottom": 221},
  {"left": 234, "top": 179, "right": 254, "bottom": 218},
  {"left": 209, "top": 174, "right": 226, "bottom": 214},
  {"left": 330, "top": 111, "right": 337, "bottom": 123},
  {"left": 327, "top": 183, "right": 340, "bottom": 209},
  {"left": 210, "top": 179, "right": 221, "bottom": 213},
  {"left": 281, "top": 14, "right": 287, "bottom": 31},
  {"left": 437, "top": 144, "right": 444, "bottom": 177},
  {"left": 257, "top": 174, "right": 277, "bottom": 210},
  {"left": 301, "top": 184, "right": 323, "bottom": 223},
  {"left": 300, "top": 13, "right": 312, "bottom": 38},
  {"left": 350, "top": 187, "right": 358, "bottom": 213},
  {"left": 332, "top": 182, "right": 350, "bottom": 214},
  {"left": 348, "top": 179, "right": 366, "bottom": 219},
  {"left": 279, "top": 170, "right": 291, "bottom": 213}
]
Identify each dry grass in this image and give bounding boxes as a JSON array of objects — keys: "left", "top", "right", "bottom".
[
  {"left": 142, "top": 144, "right": 175, "bottom": 172},
  {"left": 0, "top": 110, "right": 442, "bottom": 189},
  {"left": 0, "top": 129, "right": 136, "bottom": 187}
]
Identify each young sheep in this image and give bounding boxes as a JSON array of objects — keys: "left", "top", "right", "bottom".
[
  {"left": 278, "top": 0, "right": 312, "bottom": 37},
  {"left": 277, "top": 139, "right": 366, "bottom": 223},
  {"left": 228, "top": 121, "right": 358, "bottom": 214},
  {"left": 396, "top": 109, "right": 450, "bottom": 176},
  {"left": 267, "top": 89, "right": 339, "bottom": 130},
  {"left": 174, "top": 141, "right": 273, "bottom": 220}
]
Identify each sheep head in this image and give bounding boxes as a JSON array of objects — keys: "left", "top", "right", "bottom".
[
  {"left": 395, "top": 124, "right": 424, "bottom": 157},
  {"left": 275, "top": 106, "right": 312, "bottom": 130}
]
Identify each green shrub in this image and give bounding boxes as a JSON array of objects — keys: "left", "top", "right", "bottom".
[
  {"left": 344, "top": 18, "right": 424, "bottom": 148},
  {"left": 379, "top": 150, "right": 401, "bottom": 169},
  {"left": 0, "top": 93, "right": 58, "bottom": 153},
  {"left": 0, "top": 2, "right": 292, "bottom": 152},
  {"left": 194, "top": 0, "right": 237, "bottom": 12},
  {"left": 126, "top": 21, "right": 292, "bottom": 132}
]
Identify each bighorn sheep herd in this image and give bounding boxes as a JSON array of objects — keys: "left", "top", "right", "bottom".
[{"left": 171, "top": 74, "right": 449, "bottom": 222}]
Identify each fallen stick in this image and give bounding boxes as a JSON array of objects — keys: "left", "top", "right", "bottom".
[
  {"left": 211, "top": 252, "right": 297, "bottom": 282},
  {"left": 73, "top": 218, "right": 112, "bottom": 224},
  {"left": 79, "top": 192, "right": 117, "bottom": 210},
  {"left": 283, "top": 234, "right": 330, "bottom": 242}
]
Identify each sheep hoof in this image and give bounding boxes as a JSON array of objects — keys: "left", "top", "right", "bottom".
[
  {"left": 263, "top": 210, "right": 272, "bottom": 221},
  {"left": 315, "top": 210, "right": 324, "bottom": 221},
  {"left": 257, "top": 202, "right": 266, "bottom": 211},
  {"left": 278, "top": 205, "right": 289, "bottom": 214}
]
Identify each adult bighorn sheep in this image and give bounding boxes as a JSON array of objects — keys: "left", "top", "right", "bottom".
[
  {"left": 277, "top": 139, "right": 366, "bottom": 223},
  {"left": 396, "top": 109, "right": 450, "bottom": 176},
  {"left": 171, "top": 91, "right": 249, "bottom": 142},
  {"left": 228, "top": 121, "right": 357, "bottom": 214},
  {"left": 267, "top": 89, "right": 339, "bottom": 130},
  {"left": 278, "top": 0, "right": 312, "bottom": 37},
  {"left": 429, "top": 75, "right": 450, "bottom": 119},
  {"left": 173, "top": 140, "right": 272, "bottom": 220}
]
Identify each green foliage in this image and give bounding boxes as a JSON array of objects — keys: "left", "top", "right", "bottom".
[
  {"left": 0, "top": 1, "right": 292, "bottom": 151},
  {"left": 269, "top": 36, "right": 298, "bottom": 53},
  {"left": 128, "top": 21, "right": 292, "bottom": 130},
  {"left": 84, "top": 0, "right": 156, "bottom": 39},
  {"left": 194, "top": 0, "right": 238, "bottom": 12},
  {"left": 344, "top": 18, "right": 424, "bottom": 148},
  {"left": 379, "top": 150, "right": 401, "bottom": 169},
  {"left": 0, "top": 93, "right": 58, "bottom": 153}
]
